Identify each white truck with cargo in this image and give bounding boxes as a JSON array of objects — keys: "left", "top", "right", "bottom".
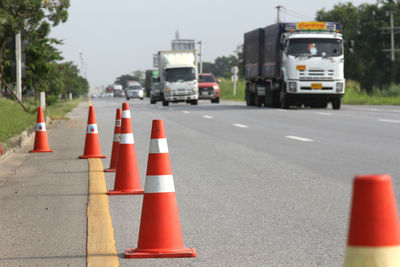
[
  {"left": 158, "top": 50, "right": 198, "bottom": 106},
  {"left": 244, "top": 22, "right": 345, "bottom": 109}
]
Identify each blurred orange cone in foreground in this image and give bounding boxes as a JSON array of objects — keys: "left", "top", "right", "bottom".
[
  {"left": 79, "top": 106, "right": 106, "bottom": 159},
  {"left": 30, "top": 106, "right": 54, "bottom": 153},
  {"left": 108, "top": 103, "right": 143, "bottom": 195},
  {"left": 344, "top": 174, "right": 400, "bottom": 266},
  {"left": 104, "top": 108, "right": 122, "bottom": 172},
  {"left": 125, "top": 119, "right": 196, "bottom": 258}
]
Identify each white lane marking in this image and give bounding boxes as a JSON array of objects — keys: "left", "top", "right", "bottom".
[
  {"left": 202, "top": 115, "right": 214, "bottom": 119},
  {"left": 233, "top": 124, "right": 248, "bottom": 128},
  {"left": 367, "top": 108, "right": 380, "bottom": 112},
  {"left": 316, "top": 112, "right": 333, "bottom": 116},
  {"left": 379, "top": 119, "right": 400, "bottom": 124},
  {"left": 183, "top": 111, "right": 191, "bottom": 114},
  {"left": 286, "top": 135, "right": 314, "bottom": 142}
]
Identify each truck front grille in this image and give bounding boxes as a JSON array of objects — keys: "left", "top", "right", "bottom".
[{"left": 299, "top": 69, "right": 334, "bottom": 81}]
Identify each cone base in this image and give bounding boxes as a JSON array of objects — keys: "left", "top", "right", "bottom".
[
  {"left": 104, "top": 168, "right": 116, "bottom": 172},
  {"left": 79, "top": 155, "right": 106, "bottom": 159},
  {"left": 30, "top": 149, "right": 54, "bottom": 153},
  {"left": 124, "top": 248, "right": 197, "bottom": 258},
  {"left": 107, "top": 189, "right": 144, "bottom": 195}
]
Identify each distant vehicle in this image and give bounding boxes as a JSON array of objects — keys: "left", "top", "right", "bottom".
[
  {"left": 145, "top": 69, "right": 159, "bottom": 97},
  {"left": 111, "top": 84, "right": 124, "bottom": 97},
  {"left": 243, "top": 21, "right": 345, "bottom": 109},
  {"left": 150, "top": 83, "right": 161, "bottom": 104},
  {"left": 158, "top": 50, "right": 198, "bottom": 106},
  {"left": 124, "top": 81, "right": 144, "bottom": 100},
  {"left": 198, "top": 73, "right": 220, "bottom": 103}
]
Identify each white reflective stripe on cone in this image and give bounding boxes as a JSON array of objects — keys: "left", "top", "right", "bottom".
[
  {"left": 113, "top": 133, "right": 120, "bottom": 142},
  {"left": 87, "top": 124, "right": 98, "bottom": 134},
  {"left": 119, "top": 133, "right": 134, "bottom": 144},
  {"left": 115, "top": 119, "right": 121, "bottom": 127},
  {"left": 145, "top": 175, "right": 175, "bottom": 193},
  {"left": 122, "top": 110, "right": 131, "bottom": 118},
  {"left": 149, "top": 138, "right": 168, "bottom": 154},
  {"left": 36, "top": 122, "right": 46, "bottom": 131}
]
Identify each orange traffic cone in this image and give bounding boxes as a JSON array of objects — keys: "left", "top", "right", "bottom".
[
  {"left": 108, "top": 103, "right": 143, "bottom": 195},
  {"left": 125, "top": 119, "right": 196, "bottom": 258},
  {"left": 79, "top": 106, "right": 106, "bottom": 159},
  {"left": 344, "top": 174, "right": 400, "bottom": 266},
  {"left": 104, "top": 108, "right": 122, "bottom": 172},
  {"left": 30, "top": 106, "right": 54, "bottom": 153}
]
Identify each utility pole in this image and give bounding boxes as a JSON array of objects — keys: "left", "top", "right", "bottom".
[
  {"left": 275, "top": 5, "right": 283, "bottom": 23},
  {"left": 382, "top": 11, "right": 400, "bottom": 83},
  {"left": 197, "top": 40, "right": 203, "bottom": 74},
  {"left": 15, "top": 32, "right": 22, "bottom": 101}
]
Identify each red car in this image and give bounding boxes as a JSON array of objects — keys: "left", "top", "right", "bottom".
[{"left": 198, "top": 73, "right": 220, "bottom": 103}]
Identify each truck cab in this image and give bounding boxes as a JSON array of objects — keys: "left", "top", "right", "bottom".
[{"left": 280, "top": 23, "right": 344, "bottom": 109}]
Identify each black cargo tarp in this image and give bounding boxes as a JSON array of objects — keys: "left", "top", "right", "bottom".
[
  {"left": 262, "top": 23, "right": 285, "bottom": 79},
  {"left": 243, "top": 28, "right": 264, "bottom": 79}
]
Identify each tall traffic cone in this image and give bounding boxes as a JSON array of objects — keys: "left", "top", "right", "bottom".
[
  {"left": 125, "top": 119, "right": 196, "bottom": 258},
  {"left": 30, "top": 106, "right": 54, "bottom": 153},
  {"left": 344, "top": 174, "right": 400, "bottom": 266},
  {"left": 104, "top": 108, "right": 122, "bottom": 172},
  {"left": 108, "top": 103, "right": 143, "bottom": 195},
  {"left": 79, "top": 106, "right": 106, "bottom": 159}
]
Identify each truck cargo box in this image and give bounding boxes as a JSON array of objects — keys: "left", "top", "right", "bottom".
[
  {"left": 243, "top": 28, "right": 264, "bottom": 79},
  {"left": 262, "top": 23, "right": 285, "bottom": 79}
]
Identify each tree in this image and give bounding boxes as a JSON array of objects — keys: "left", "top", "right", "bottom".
[
  {"left": 203, "top": 55, "right": 240, "bottom": 78},
  {"left": 0, "top": 0, "right": 70, "bottom": 94},
  {"left": 316, "top": 1, "right": 400, "bottom": 91},
  {"left": 115, "top": 70, "right": 144, "bottom": 87}
]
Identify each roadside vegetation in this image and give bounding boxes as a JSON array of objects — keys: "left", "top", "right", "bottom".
[
  {"left": 219, "top": 79, "right": 400, "bottom": 105},
  {"left": 0, "top": 97, "right": 82, "bottom": 143}
]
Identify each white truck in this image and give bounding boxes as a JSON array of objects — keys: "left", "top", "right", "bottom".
[
  {"left": 244, "top": 22, "right": 345, "bottom": 109},
  {"left": 158, "top": 50, "right": 198, "bottom": 106}
]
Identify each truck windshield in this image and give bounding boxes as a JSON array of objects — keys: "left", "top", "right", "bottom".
[
  {"left": 165, "top": 67, "right": 196, "bottom": 82},
  {"left": 289, "top": 38, "right": 342, "bottom": 57}
]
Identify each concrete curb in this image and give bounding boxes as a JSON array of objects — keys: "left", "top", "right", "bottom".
[{"left": 0, "top": 117, "right": 53, "bottom": 161}]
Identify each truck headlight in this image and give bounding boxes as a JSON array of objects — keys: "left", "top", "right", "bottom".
[
  {"left": 213, "top": 85, "right": 219, "bottom": 90},
  {"left": 289, "top": 82, "right": 297, "bottom": 93},
  {"left": 192, "top": 87, "right": 197, "bottom": 93},
  {"left": 336, "top": 82, "right": 344, "bottom": 93}
]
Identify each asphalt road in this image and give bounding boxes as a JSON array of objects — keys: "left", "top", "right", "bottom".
[
  {"left": 0, "top": 97, "right": 399, "bottom": 266},
  {"left": 95, "top": 97, "right": 400, "bottom": 266}
]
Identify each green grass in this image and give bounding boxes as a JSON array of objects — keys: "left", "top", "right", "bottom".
[
  {"left": 219, "top": 78, "right": 400, "bottom": 105},
  {"left": 219, "top": 78, "right": 246, "bottom": 101},
  {"left": 0, "top": 98, "right": 36, "bottom": 142},
  {"left": 0, "top": 97, "right": 82, "bottom": 143},
  {"left": 343, "top": 80, "right": 400, "bottom": 105}
]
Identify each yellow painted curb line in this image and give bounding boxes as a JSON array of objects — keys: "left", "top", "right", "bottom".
[{"left": 87, "top": 158, "right": 118, "bottom": 267}]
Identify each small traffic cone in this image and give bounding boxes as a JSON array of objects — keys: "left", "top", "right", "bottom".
[
  {"left": 344, "top": 174, "right": 400, "bottom": 266},
  {"left": 104, "top": 108, "right": 122, "bottom": 172},
  {"left": 125, "top": 119, "right": 196, "bottom": 258},
  {"left": 108, "top": 103, "right": 143, "bottom": 195},
  {"left": 79, "top": 106, "right": 106, "bottom": 159},
  {"left": 30, "top": 106, "right": 54, "bottom": 153}
]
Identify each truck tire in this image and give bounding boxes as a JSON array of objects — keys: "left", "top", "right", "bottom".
[
  {"left": 254, "top": 93, "right": 263, "bottom": 107},
  {"left": 265, "top": 84, "right": 272, "bottom": 107},
  {"left": 332, "top": 97, "right": 341, "bottom": 110},
  {"left": 245, "top": 84, "right": 255, "bottom": 106},
  {"left": 190, "top": 100, "right": 198, "bottom": 105},
  {"left": 162, "top": 101, "right": 169, "bottom": 106},
  {"left": 150, "top": 98, "right": 156, "bottom": 104},
  {"left": 280, "top": 91, "right": 290, "bottom": 109},
  {"left": 211, "top": 97, "right": 219, "bottom": 104}
]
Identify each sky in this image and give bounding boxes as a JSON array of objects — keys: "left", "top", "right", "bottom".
[{"left": 49, "top": 0, "right": 377, "bottom": 87}]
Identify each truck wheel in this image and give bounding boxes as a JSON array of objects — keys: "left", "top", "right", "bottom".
[
  {"left": 246, "top": 84, "right": 255, "bottom": 106},
  {"left": 214, "top": 97, "right": 220, "bottom": 104},
  {"left": 320, "top": 101, "right": 328, "bottom": 108},
  {"left": 265, "top": 86, "right": 272, "bottom": 107},
  {"left": 280, "top": 91, "right": 290, "bottom": 109},
  {"left": 162, "top": 101, "right": 169, "bottom": 106},
  {"left": 150, "top": 98, "right": 156, "bottom": 104},
  {"left": 332, "top": 97, "right": 341, "bottom": 110},
  {"left": 254, "top": 93, "right": 263, "bottom": 107},
  {"left": 190, "top": 100, "right": 198, "bottom": 105},
  {"left": 126, "top": 97, "right": 130, "bottom": 100}
]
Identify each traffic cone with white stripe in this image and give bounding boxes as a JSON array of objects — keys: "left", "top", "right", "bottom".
[
  {"left": 104, "top": 108, "right": 122, "bottom": 172},
  {"left": 79, "top": 106, "right": 106, "bottom": 159},
  {"left": 344, "top": 174, "right": 400, "bottom": 266},
  {"left": 125, "top": 119, "right": 196, "bottom": 258},
  {"left": 30, "top": 106, "right": 54, "bottom": 153},
  {"left": 108, "top": 103, "right": 143, "bottom": 195}
]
